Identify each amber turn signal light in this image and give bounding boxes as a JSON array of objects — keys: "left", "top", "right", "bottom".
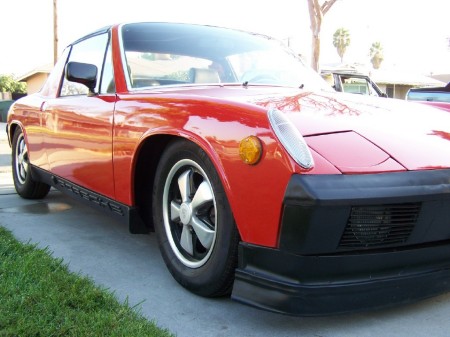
[{"left": 239, "top": 136, "right": 262, "bottom": 165}]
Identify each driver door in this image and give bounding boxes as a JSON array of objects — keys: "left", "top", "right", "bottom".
[{"left": 42, "top": 32, "right": 117, "bottom": 199}]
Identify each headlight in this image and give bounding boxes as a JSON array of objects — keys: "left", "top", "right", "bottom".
[{"left": 267, "top": 108, "right": 314, "bottom": 169}]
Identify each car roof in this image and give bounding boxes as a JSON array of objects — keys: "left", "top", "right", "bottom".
[{"left": 70, "top": 26, "right": 112, "bottom": 45}]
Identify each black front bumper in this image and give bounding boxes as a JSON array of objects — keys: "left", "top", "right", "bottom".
[{"left": 232, "top": 170, "right": 450, "bottom": 316}]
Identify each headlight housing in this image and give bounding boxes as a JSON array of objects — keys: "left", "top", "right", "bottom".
[{"left": 267, "top": 108, "right": 314, "bottom": 169}]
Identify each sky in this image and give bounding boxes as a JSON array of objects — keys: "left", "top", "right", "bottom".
[{"left": 0, "top": 0, "right": 448, "bottom": 77}]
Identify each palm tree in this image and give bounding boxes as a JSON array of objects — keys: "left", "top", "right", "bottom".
[
  {"left": 333, "top": 28, "right": 351, "bottom": 63},
  {"left": 370, "top": 41, "right": 384, "bottom": 69}
]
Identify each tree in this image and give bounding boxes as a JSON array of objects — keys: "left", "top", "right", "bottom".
[
  {"left": 333, "top": 27, "right": 350, "bottom": 63},
  {"left": 307, "top": 0, "right": 338, "bottom": 71},
  {"left": 0, "top": 75, "right": 26, "bottom": 94},
  {"left": 370, "top": 41, "right": 384, "bottom": 69}
]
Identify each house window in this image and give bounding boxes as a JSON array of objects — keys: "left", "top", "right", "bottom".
[{"left": 386, "top": 86, "right": 394, "bottom": 98}]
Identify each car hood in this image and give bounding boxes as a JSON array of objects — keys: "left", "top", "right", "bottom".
[
  {"left": 252, "top": 89, "right": 450, "bottom": 172},
  {"left": 194, "top": 86, "right": 450, "bottom": 172}
]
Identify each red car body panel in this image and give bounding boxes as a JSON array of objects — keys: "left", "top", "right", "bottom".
[
  {"left": 112, "top": 89, "right": 297, "bottom": 246},
  {"left": 41, "top": 94, "right": 116, "bottom": 198},
  {"left": 418, "top": 101, "right": 450, "bottom": 112}
]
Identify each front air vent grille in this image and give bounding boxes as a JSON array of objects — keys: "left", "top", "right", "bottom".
[{"left": 339, "top": 203, "right": 421, "bottom": 249}]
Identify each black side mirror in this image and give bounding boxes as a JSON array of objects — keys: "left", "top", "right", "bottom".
[{"left": 65, "top": 62, "right": 98, "bottom": 94}]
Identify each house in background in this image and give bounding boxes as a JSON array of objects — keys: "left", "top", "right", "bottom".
[
  {"left": 370, "top": 69, "right": 446, "bottom": 99},
  {"left": 18, "top": 64, "right": 53, "bottom": 95}
]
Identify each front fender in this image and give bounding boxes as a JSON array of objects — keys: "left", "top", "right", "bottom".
[{"left": 113, "top": 95, "right": 297, "bottom": 247}]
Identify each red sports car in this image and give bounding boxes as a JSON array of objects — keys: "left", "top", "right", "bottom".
[{"left": 7, "top": 22, "right": 450, "bottom": 315}]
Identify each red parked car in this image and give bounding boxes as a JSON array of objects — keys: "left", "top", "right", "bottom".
[{"left": 7, "top": 22, "right": 450, "bottom": 315}]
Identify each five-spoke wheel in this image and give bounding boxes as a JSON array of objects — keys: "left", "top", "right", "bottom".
[
  {"left": 164, "top": 161, "right": 216, "bottom": 268},
  {"left": 14, "top": 132, "right": 29, "bottom": 185},
  {"left": 153, "top": 140, "right": 239, "bottom": 297},
  {"left": 12, "top": 129, "right": 50, "bottom": 199}
]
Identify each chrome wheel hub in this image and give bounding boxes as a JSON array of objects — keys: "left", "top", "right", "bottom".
[{"left": 179, "top": 203, "right": 192, "bottom": 225}]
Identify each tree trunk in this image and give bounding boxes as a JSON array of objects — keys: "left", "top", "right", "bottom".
[
  {"left": 311, "top": 34, "right": 321, "bottom": 71},
  {"left": 307, "top": 0, "right": 338, "bottom": 72},
  {"left": 308, "top": 0, "right": 321, "bottom": 71}
]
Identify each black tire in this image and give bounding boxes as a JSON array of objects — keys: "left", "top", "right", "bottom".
[
  {"left": 153, "top": 140, "right": 239, "bottom": 297},
  {"left": 12, "top": 129, "right": 50, "bottom": 199}
]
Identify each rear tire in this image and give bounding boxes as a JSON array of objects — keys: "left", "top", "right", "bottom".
[
  {"left": 12, "top": 129, "right": 50, "bottom": 199},
  {"left": 153, "top": 140, "right": 239, "bottom": 297}
]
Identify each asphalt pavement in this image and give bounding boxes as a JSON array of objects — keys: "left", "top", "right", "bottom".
[{"left": 1, "top": 121, "right": 450, "bottom": 337}]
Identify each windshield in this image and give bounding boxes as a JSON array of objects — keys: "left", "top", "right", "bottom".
[
  {"left": 120, "top": 22, "right": 329, "bottom": 91},
  {"left": 227, "top": 48, "right": 327, "bottom": 89}
]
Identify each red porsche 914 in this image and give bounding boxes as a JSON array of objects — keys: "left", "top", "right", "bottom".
[{"left": 7, "top": 22, "right": 450, "bottom": 315}]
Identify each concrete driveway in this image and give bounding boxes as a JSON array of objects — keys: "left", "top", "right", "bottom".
[{"left": 1, "top": 121, "right": 450, "bottom": 337}]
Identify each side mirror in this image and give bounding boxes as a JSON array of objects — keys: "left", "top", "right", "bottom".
[{"left": 65, "top": 61, "right": 98, "bottom": 94}]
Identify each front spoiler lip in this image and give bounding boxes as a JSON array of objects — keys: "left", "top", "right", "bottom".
[
  {"left": 231, "top": 242, "right": 450, "bottom": 316},
  {"left": 231, "top": 169, "right": 450, "bottom": 315}
]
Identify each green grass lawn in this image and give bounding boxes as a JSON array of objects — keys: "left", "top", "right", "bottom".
[{"left": 0, "top": 227, "right": 173, "bottom": 337}]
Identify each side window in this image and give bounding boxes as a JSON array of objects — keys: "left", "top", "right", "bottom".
[
  {"left": 40, "top": 48, "right": 70, "bottom": 98},
  {"left": 60, "top": 33, "right": 109, "bottom": 96},
  {"left": 341, "top": 76, "right": 370, "bottom": 95},
  {"left": 100, "top": 42, "right": 115, "bottom": 94}
]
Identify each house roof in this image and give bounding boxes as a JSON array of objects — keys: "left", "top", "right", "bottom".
[
  {"left": 432, "top": 74, "right": 450, "bottom": 84},
  {"left": 370, "top": 69, "right": 445, "bottom": 87},
  {"left": 17, "top": 63, "right": 53, "bottom": 82},
  {"left": 321, "top": 63, "right": 445, "bottom": 87}
]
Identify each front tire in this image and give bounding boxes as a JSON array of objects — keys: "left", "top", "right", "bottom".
[
  {"left": 12, "top": 129, "right": 50, "bottom": 199},
  {"left": 153, "top": 140, "right": 239, "bottom": 297}
]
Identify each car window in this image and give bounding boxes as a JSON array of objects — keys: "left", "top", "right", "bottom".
[
  {"left": 407, "top": 91, "right": 450, "bottom": 103},
  {"left": 40, "top": 48, "right": 70, "bottom": 98},
  {"left": 120, "top": 22, "right": 331, "bottom": 91},
  {"left": 340, "top": 76, "right": 370, "bottom": 95},
  {"left": 60, "top": 33, "right": 109, "bottom": 96},
  {"left": 227, "top": 49, "right": 326, "bottom": 89},
  {"left": 100, "top": 41, "right": 115, "bottom": 94},
  {"left": 124, "top": 52, "right": 212, "bottom": 88}
]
